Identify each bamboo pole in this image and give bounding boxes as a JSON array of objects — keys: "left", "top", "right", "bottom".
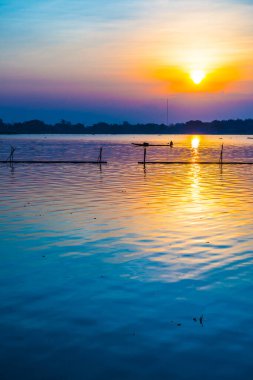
[
  {"left": 0, "top": 161, "right": 107, "bottom": 164},
  {"left": 6, "top": 145, "right": 16, "bottom": 163},
  {"left": 137, "top": 162, "right": 253, "bottom": 165},
  {"left": 143, "top": 147, "right": 147, "bottom": 166},
  {"left": 219, "top": 144, "right": 224, "bottom": 164},
  {"left": 98, "top": 147, "right": 103, "bottom": 163}
]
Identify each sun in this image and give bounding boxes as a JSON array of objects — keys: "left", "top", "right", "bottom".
[{"left": 190, "top": 69, "right": 206, "bottom": 85}]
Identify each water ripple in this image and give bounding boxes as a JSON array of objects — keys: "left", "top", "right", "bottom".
[{"left": 1, "top": 135, "right": 253, "bottom": 379}]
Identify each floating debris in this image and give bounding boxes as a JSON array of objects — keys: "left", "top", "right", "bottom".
[
  {"left": 193, "top": 315, "right": 204, "bottom": 326},
  {"left": 170, "top": 320, "right": 182, "bottom": 327}
]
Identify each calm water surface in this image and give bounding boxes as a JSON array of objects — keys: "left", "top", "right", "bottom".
[{"left": 1, "top": 135, "right": 253, "bottom": 379}]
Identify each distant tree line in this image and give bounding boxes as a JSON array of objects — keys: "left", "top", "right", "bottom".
[{"left": 1, "top": 118, "right": 253, "bottom": 134}]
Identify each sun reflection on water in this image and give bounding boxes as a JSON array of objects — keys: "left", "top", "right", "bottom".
[
  {"left": 191, "top": 136, "right": 200, "bottom": 163},
  {"left": 191, "top": 136, "right": 200, "bottom": 149}
]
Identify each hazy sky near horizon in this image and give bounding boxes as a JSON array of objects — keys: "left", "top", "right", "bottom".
[{"left": 1, "top": 0, "right": 253, "bottom": 124}]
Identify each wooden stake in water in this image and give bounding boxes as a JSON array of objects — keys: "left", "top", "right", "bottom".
[
  {"left": 219, "top": 144, "right": 224, "bottom": 164},
  {"left": 143, "top": 147, "right": 147, "bottom": 166},
  {"left": 98, "top": 147, "right": 103, "bottom": 163},
  {"left": 7, "top": 145, "right": 16, "bottom": 164}
]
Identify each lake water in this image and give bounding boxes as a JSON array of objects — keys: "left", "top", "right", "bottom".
[{"left": 1, "top": 134, "right": 253, "bottom": 379}]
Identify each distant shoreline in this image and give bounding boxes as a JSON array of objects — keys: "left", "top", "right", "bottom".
[{"left": 1, "top": 118, "right": 253, "bottom": 135}]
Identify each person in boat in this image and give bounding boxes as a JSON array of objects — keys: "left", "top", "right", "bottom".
[{"left": 169, "top": 140, "right": 173, "bottom": 147}]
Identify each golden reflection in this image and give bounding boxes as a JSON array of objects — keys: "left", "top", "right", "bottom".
[
  {"left": 190, "top": 164, "right": 201, "bottom": 201},
  {"left": 17, "top": 155, "right": 253, "bottom": 282},
  {"left": 191, "top": 136, "right": 200, "bottom": 149},
  {"left": 191, "top": 136, "right": 200, "bottom": 163}
]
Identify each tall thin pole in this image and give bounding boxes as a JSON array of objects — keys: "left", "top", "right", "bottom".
[{"left": 166, "top": 98, "right": 169, "bottom": 127}]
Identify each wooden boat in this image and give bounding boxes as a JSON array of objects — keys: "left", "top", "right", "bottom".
[
  {"left": 132, "top": 142, "right": 150, "bottom": 146},
  {"left": 132, "top": 142, "right": 173, "bottom": 147}
]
